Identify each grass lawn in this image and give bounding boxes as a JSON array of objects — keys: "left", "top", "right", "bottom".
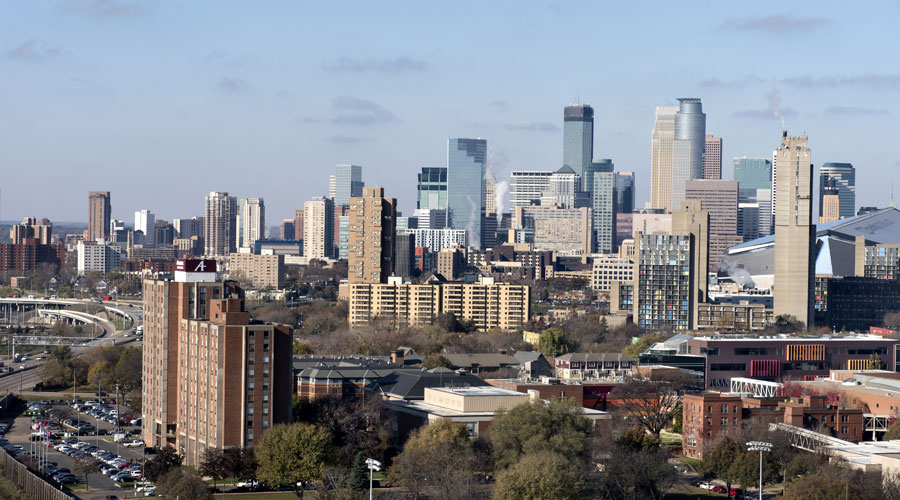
[
  {"left": 665, "top": 486, "right": 727, "bottom": 499},
  {"left": 222, "top": 493, "right": 297, "bottom": 500},
  {"left": 660, "top": 430, "right": 682, "bottom": 446},
  {"left": 678, "top": 455, "right": 703, "bottom": 469}
]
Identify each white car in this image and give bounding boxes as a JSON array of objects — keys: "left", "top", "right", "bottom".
[
  {"left": 235, "top": 480, "right": 258, "bottom": 488},
  {"left": 123, "top": 439, "right": 144, "bottom": 448},
  {"left": 698, "top": 482, "right": 715, "bottom": 490}
]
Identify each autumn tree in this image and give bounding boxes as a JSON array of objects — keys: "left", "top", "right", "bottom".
[
  {"left": 537, "top": 327, "right": 576, "bottom": 356},
  {"left": 493, "top": 451, "right": 582, "bottom": 500},
  {"left": 144, "top": 446, "right": 183, "bottom": 482},
  {"left": 489, "top": 399, "right": 593, "bottom": 470},
  {"left": 255, "top": 423, "right": 332, "bottom": 496},
  {"left": 610, "top": 372, "right": 694, "bottom": 438},
  {"left": 157, "top": 469, "right": 212, "bottom": 500}
]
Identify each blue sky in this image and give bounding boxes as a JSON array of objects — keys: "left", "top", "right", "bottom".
[{"left": 1, "top": 1, "right": 898, "bottom": 224}]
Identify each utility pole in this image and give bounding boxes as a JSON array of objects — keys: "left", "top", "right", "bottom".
[{"left": 747, "top": 441, "right": 772, "bottom": 500}]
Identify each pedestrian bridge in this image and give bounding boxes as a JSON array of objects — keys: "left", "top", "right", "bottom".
[{"left": 770, "top": 423, "right": 854, "bottom": 453}]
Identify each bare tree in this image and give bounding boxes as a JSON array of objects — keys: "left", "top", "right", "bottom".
[{"left": 610, "top": 372, "right": 696, "bottom": 438}]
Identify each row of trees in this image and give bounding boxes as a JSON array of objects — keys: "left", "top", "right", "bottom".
[{"left": 39, "top": 344, "right": 141, "bottom": 407}]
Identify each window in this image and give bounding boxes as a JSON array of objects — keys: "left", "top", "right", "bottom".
[
  {"left": 841, "top": 415, "right": 849, "bottom": 423},
  {"left": 720, "top": 418, "right": 728, "bottom": 425},
  {"left": 842, "top": 426, "right": 849, "bottom": 434},
  {"left": 734, "top": 347, "right": 767, "bottom": 356},
  {"left": 721, "top": 404, "right": 728, "bottom": 414}
]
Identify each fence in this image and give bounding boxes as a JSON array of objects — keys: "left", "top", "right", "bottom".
[{"left": 0, "top": 450, "right": 73, "bottom": 500}]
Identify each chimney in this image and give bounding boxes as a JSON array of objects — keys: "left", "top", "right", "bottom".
[{"left": 391, "top": 350, "right": 404, "bottom": 365}]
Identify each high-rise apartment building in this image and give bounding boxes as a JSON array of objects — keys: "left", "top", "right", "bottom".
[
  {"left": 446, "top": 138, "right": 487, "bottom": 245},
  {"left": 279, "top": 219, "right": 295, "bottom": 240},
  {"left": 400, "top": 228, "right": 467, "bottom": 253},
  {"left": 348, "top": 187, "right": 396, "bottom": 284},
  {"left": 88, "top": 191, "right": 111, "bottom": 242},
  {"left": 135, "top": 209, "right": 156, "bottom": 248},
  {"left": 393, "top": 233, "right": 415, "bottom": 278},
  {"left": 614, "top": 172, "right": 636, "bottom": 214},
  {"left": 563, "top": 104, "right": 594, "bottom": 191},
  {"left": 204, "top": 192, "right": 237, "bottom": 256},
  {"left": 774, "top": 134, "right": 815, "bottom": 327},
  {"left": 650, "top": 107, "right": 677, "bottom": 211},
  {"left": 293, "top": 209, "right": 304, "bottom": 241},
  {"left": 591, "top": 164, "right": 616, "bottom": 253},
  {"left": 77, "top": 240, "right": 122, "bottom": 275},
  {"left": 238, "top": 197, "right": 265, "bottom": 251},
  {"left": 671, "top": 199, "right": 710, "bottom": 327},
  {"left": 819, "top": 163, "right": 856, "bottom": 220},
  {"left": 417, "top": 167, "right": 448, "bottom": 211},
  {"left": 672, "top": 98, "right": 707, "bottom": 208},
  {"left": 633, "top": 232, "right": 696, "bottom": 331},
  {"left": 510, "top": 171, "right": 552, "bottom": 208},
  {"left": 334, "top": 164, "right": 363, "bottom": 207},
  {"left": 174, "top": 217, "right": 204, "bottom": 240},
  {"left": 10, "top": 217, "right": 52, "bottom": 245},
  {"left": 703, "top": 135, "right": 722, "bottom": 179},
  {"left": 303, "top": 197, "right": 333, "bottom": 259},
  {"left": 685, "top": 180, "right": 742, "bottom": 272}
]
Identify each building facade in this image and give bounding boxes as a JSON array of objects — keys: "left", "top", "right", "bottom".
[
  {"left": 513, "top": 205, "right": 592, "bottom": 256},
  {"left": 229, "top": 253, "right": 284, "bottom": 289},
  {"left": 135, "top": 209, "right": 156, "bottom": 248},
  {"left": 591, "top": 255, "right": 634, "bottom": 292},
  {"left": 685, "top": 179, "right": 742, "bottom": 273},
  {"left": 348, "top": 187, "right": 396, "bottom": 284},
  {"left": 76, "top": 240, "right": 122, "bottom": 274},
  {"left": 303, "top": 197, "right": 334, "bottom": 259},
  {"left": 819, "top": 163, "right": 856, "bottom": 220},
  {"left": 650, "top": 106, "right": 677, "bottom": 211},
  {"left": 510, "top": 170, "right": 553, "bottom": 208},
  {"left": 204, "top": 192, "right": 238, "bottom": 256},
  {"left": 88, "top": 191, "right": 111, "bottom": 242},
  {"left": 238, "top": 198, "right": 265, "bottom": 251},
  {"left": 563, "top": 104, "right": 594, "bottom": 191},
  {"left": 400, "top": 228, "right": 467, "bottom": 253},
  {"left": 671, "top": 98, "right": 706, "bottom": 208},
  {"left": 446, "top": 138, "right": 487, "bottom": 245},
  {"left": 334, "top": 164, "right": 363, "bottom": 207},
  {"left": 591, "top": 164, "right": 616, "bottom": 253},
  {"left": 703, "top": 134, "right": 722, "bottom": 179},
  {"left": 633, "top": 232, "right": 695, "bottom": 331}
]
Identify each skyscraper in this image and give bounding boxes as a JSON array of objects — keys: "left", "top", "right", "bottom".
[
  {"left": 88, "top": 191, "right": 111, "bottom": 242},
  {"left": 733, "top": 157, "right": 773, "bottom": 201},
  {"left": 204, "top": 192, "right": 237, "bottom": 256},
  {"left": 774, "top": 134, "right": 815, "bottom": 327},
  {"left": 348, "top": 187, "right": 396, "bottom": 284},
  {"left": 672, "top": 98, "right": 707, "bottom": 208},
  {"left": 303, "top": 197, "right": 333, "bottom": 259},
  {"left": 334, "top": 164, "right": 363, "bottom": 207},
  {"left": 446, "top": 138, "right": 487, "bottom": 247},
  {"left": 819, "top": 180, "right": 841, "bottom": 224},
  {"left": 614, "top": 172, "right": 636, "bottom": 214},
  {"left": 585, "top": 159, "right": 614, "bottom": 201},
  {"left": 591, "top": 162, "right": 616, "bottom": 253},
  {"left": 685, "top": 180, "right": 742, "bottom": 272},
  {"left": 563, "top": 104, "right": 594, "bottom": 191},
  {"left": 483, "top": 170, "right": 496, "bottom": 216},
  {"left": 541, "top": 165, "right": 581, "bottom": 208},
  {"left": 510, "top": 171, "right": 553, "bottom": 208},
  {"left": 134, "top": 209, "right": 156, "bottom": 247},
  {"left": 279, "top": 219, "right": 295, "bottom": 240},
  {"left": 819, "top": 163, "right": 856, "bottom": 219},
  {"left": 650, "top": 106, "right": 677, "bottom": 211},
  {"left": 703, "top": 135, "right": 722, "bottom": 179},
  {"left": 417, "top": 167, "right": 448, "bottom": 211},
  {"left": 238, "top": 197, "right": 265, "bottom": 251},
  {"left": 670, "top": 199, "right": 710, "bottom": 328}
]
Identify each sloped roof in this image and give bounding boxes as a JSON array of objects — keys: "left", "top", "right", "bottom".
[
  {"left": 555, "top": 352, "right": 635, "bottom": 363},
  {"left": 441, "top": 353, "right": 520, "bottom": 369},
  {"left": 556, "top": 164, "right": 577, "bottom": 174},
  {"left": 367, "top": 371, "right": 490, "bottom": 400}
]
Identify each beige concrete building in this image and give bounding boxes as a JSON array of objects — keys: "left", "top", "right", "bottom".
[
  {"left": 513, "top": 205, "right": 592, "bottom": 256},
  {"left": 204, "top": 192, "right": 237, "bottom": 256},
  {"left": 349, "top": 275, "right": 530, "bottom": 331},
  {"left": 303, "top": 197, "right": 334, "bottom": 259},
  {"left": 685, "top": 179, "right": 743, "bottom": 273},
  {"left": 774, "top": 134, "right": 815, "bottom": 327},
  {"left": 819, "top": 189, "right": 841, "bottom": 224},
  {"left": 697, "top": 302, "right": 773, "bottom": 331},
  {"left": 591, "top": 255, "right": 634, "bottom": 292},
  {"left": 177, "top": 297, "right": 292, "bottom": 466},
  {"left": 671, "top": 199, "right": 710, "bottom": 327},
  {"left": 229, "top": 253, "right": 284, "bottom": 289},
  {"left": 704, "top": 134, "right": 722, "bottom": 179},
  {"left": 650, "top": 106, "right": 677, "bottom": 211},
  {"left": 631, "top": 212, "right": 672, "bottom": 239},
  {"left": 88, "top": 191, "right": 111, "bottom": 242},
  {"left": 437, "top": 246, "right": 466, "bottom": 279},
  {"left": 348, "top": 187, "right": 396, "bottom": 284}
]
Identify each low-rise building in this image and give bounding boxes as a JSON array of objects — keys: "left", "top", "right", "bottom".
[
  {"left": 697, "top": 301, "right": 773, "bottom": 331},
  {"left": 76, "top": 240, "right": 122, "bottom": 275},
  {"left": 229, "top": 253, "right": 284, "bottom": 289},
  {"left": 591, "top": 255, "right": 634, "bottom": 292},
  {"left": 554, "top": 353, "right": 635, "bottom": 379}
]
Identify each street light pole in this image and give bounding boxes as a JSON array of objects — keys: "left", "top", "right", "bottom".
[
  {"left": 365, "top": 458, "right": 382, "bottom": 500},
  {"left": 747, "top": 441, "right": 772, "bottom": 500}
]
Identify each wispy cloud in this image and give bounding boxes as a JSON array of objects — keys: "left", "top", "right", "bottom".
[
  {"left": 323, "top": 56, "right": 427, "bottom": 74},
  {"left": 217, "top": 77, "right": 249, "bottom": 93},
  {"left": 4, "top": 40, "right": 61, "bottom": 61},
  {"left": 328, "top": 135, "right": 366, "bottom": 144},
  {"left": 720, "top": 13, "right": 832, "bottom": 33},
  {"left": 699, "top": 75, "right": 765, "bottom": 89},
  {"left": 62, "top": 0, "right": 146, "bottom": 17},
  {"left": 487, "top": 100, "right": 509, "bottom": 110},
  {"left": 331, "top": 96, "right": 399, "bottom": 126},
  {"left": 781, "top": 74, "right": 900, "bottom": 89},
  {"left": 732, "top": 107, "right": 798, "bottom": 120},
  {"left": 825, "top": 106, "right": 890, "bottom": 116},
  {"left": 503, "top": 122, "right": 560, "bottom": 132}
]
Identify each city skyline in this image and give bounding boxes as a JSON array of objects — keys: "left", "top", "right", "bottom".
[{"left": 2, "top": 2, "right": 899, "bottom": 223}]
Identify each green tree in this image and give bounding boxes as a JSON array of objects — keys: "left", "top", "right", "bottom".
[
  {"left": 389, "top": 419, "right": 482, "bottom": 500},
  {"left": 614, "top": 426, "right": 660, "bottom": 453},
  {"left": 422, "top": 353, "right": 453, "bottom": 369},
  {"left": 199, "top": 448, "right": 226, "bottom": 490},
  {"left": 885, "top": 419, "right": 900, "bottom": 440},
  {"left": 255, "top": 423, "right": 332, "bottom": 496},
  {"left": 293, "top": 342, "right": 315, "bottom": 355},
  {"left": 698, "top": 436, "right": 744, "bottom": 494},
  {"left": 494, "top": 452, "right": 582, "bottom": 500},
  {"left": 157, "top": 469, "right": 212, "bottom": 500},
  {"left": 870, "top": 354, "right": 886, "bottom": 370},
  {"left": 349, "top": 452, "right": 368, "bottom": 492},
  {"left": 537, "top": 327, "right": 575, "bottom": 357},
  {"left": 623, "top": 332, "right": 670, "bottom": 359},
  {"left": 490, "top": 399, "right": 593, "bottom": 470},
  {"left": 598, "top": 316, "right": 610, "bottom": 337},
  {"left": 144, "top": 446, "right": 183, "bottom": 482}
]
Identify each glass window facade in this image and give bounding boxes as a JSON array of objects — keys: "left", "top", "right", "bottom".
[
  {"left": 334, "top": 164, "right": 363, "bottom": 207},
  {"left": 446, "top": 138, "right": 486, "bottom": 246},
  {"left": 416, "top": 167, "right": 448, "bottom": 210}
]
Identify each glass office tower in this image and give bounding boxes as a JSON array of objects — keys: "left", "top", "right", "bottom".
[
  {"left": 672, "top": 98, "right": 706, "bottom": 207},
  {"left": 417, "top": 167, "right": 448, "bottom": 210},
  {"left": 563, "top": 105, "right": 594, "bottom": 191},
  {"left": 446, "top": 138, "right": 487, "bottom": 247},
  {"left": 818, "top": 163, "right": 856, "bottom": 219},
  {"left": 334, "top": 164, "right": 363, "bottom": 207}
]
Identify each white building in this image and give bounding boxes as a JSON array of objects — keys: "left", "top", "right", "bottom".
[
  {"left": 77, "top": 240, "right": 122, "bottom": 275},
  {"left": 238, "top": 197, "right": 265, "bottom": 251},
  {"left": 591, "top": 255, "right": 635, "bottom": 292},
  {"left": 412, "top": 208, "right": 449, "bottom": 230},
  {"left": 540, "top": 165, "right": 580, "bottom": 209},
  {"left": 510, "top": 171, "right": 553, "bottom": 208},
  {"left": 134, "top": 209, "right": 156, "bottom": 247},
  {"left": 304, "top": 197, "right": 334, "bottom": 259},
  {"left": 400, "top": 228, "right": 467, "bottom": 253}
]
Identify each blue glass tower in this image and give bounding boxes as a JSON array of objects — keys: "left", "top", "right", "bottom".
[
  {"left": 819, "top": 163, "right": 856, "bottom": 219},
  {"left": 672, "top": 98, "right": 706, "bottom": 207},
  {"left": 416, "top": 167, "right": 448, "bottom": 210},
  {"left": 334, "top": 164, "right": 363, "bottom": 207},
  {"left": 564, "top": 105, "right": 594, "bottom": 191},
  {"left": 446, "top": 138, "right": 487, "bottom": 247},
  {"left": 733, "top": 157, "right": 773, "bottom": 201}
]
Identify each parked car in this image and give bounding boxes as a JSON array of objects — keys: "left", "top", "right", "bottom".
[
  {"left": 123, "top": 439, "right": 144, "bottom": 448},
  {"left": 712, "top": 486, "right": 727, "bottom": 494}
]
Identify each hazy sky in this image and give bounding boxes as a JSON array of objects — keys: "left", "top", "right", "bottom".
[{"left": 2, "top": 1, "right": 899, "bottom": 224}]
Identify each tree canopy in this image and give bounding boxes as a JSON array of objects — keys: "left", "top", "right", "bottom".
[
  {"left": 489, "top": 399, "right": 593, "bottom": 470},
  {"left": 255, "top": 423, "right": 332, "bottom": 490},
  {"left": 493, "top": 451, "right": 582, "bottom": 500}
]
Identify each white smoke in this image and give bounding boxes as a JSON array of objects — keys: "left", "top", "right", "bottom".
[
  {"left": 718, "top": 259, "right": 755, "bottom": 289},
  {"left": 767, "top": 87, "right": 786, "bottom": 132},
  {"left": 494, "top": 180, "right": 509, "bottom": 222},
  {"left": 465, "top": 195, "right": 480, "bottom": 249}
]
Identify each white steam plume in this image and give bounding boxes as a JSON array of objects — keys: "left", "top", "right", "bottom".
[
  {"left": 767, "top": 87, "right": 786, "bottom": 132},
  {"left": 494, "top": 180, "right": 508, "bottom": 222}
]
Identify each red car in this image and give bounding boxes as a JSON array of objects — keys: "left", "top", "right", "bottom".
[
  {"left": 730, "top": 488, "right": 743, "bottom": 496},
  {"left": 712, "top": 486, "right": 727, "bottom": 493}
]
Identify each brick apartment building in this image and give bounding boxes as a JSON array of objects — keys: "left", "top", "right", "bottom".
[{"left": 682, "top": 393, "right": 864, "bottom": 459}]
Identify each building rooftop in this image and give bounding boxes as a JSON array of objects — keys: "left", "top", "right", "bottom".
[{"left": 428, "top": 386, "right": 524, "bottom": 397}]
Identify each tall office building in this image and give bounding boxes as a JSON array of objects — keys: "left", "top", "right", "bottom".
[
  {"left": 584, "top": 159, "right": 613, "bottom": 201},
  {"left": 672, "top": 98, "right": 707, "bottom": 208},
  {"left": 334, "top": 164, "right": 364, "bottom": 207},
  {"left": 393, "top": 233, "right": 415, "bottom": 278},
  {"left": 541, "top": 165, "right": 581, "bottom": 208},
  {"left": 328, "top": 175, "right": 336, "bottom": 201},
  {"left": 819, "top": 181, "right": 841, "bottom": 224},
  {"left": 650, "top": 106, "right": 677, "bottom": 211},
  {"left": 563, "top": 104, "right": 594, "bottom": 191},
  {"left": 510, "top": 171, "right": 552, "bottom": 208},
  {"left": 88, "top": 191, "right": 111, "bottom": 242},
  {"left": 279, "top": 219, "right": 295, "bottom": 240},
  {"left": 614, "top": 172, "right": 636, "bottom": 214},
  {"left": 303, "top": 197, "right": 334, "bottom": 259},
  {"left": 204, "top": 192, "right": 237, "bottom": 256},
  {"left": 774, "top": 134, "right": 815, "bottom": 327},
  {"left": 446, "top": 138, "right": 487, "bottom": 246},
  {"left": 483, "top": 170, "right": 496, "bottom": 216},
  {"left": 174, "top": 217, "right": 204, "bottom": 240},
  {"left": 238, "top": 197, "right": 265, "bottom": 251},
  {"left": 591, "top": 162, "right": 616, "bottom": 253},
  {"left": 685, "top": 180, "right": 742, "bottom": 272},
  {"left": 417, "top": 167, "right": 448, "bottom": 211},
  {"left": 733, "top": 157, "right": 773, "bottom": 201},
  {"left": 703, "top": 135, "right": 722, "bottom": 179},
  {"left": 155, "top": 220, "right": 175, "bottom": 246},
  {"left": 348, "top": 187, "right": 396, "bottom": 284},
  {"left": 671, "top": 199, "right": 710, "bottom": 328},
  {"left": 134, "top": 209, "right": 156, "bottom": 248},
  {"left": 819, "top": 163, "right": 856, "bottom": 219}
]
